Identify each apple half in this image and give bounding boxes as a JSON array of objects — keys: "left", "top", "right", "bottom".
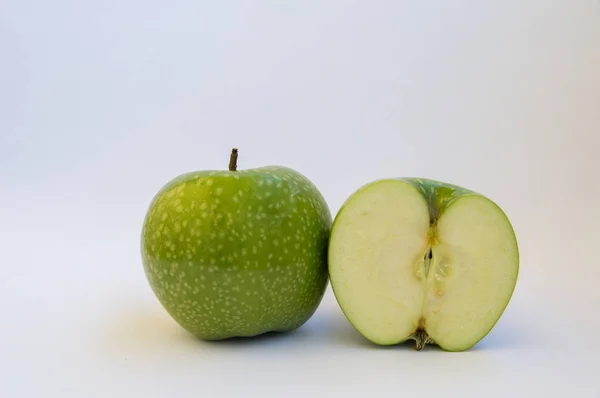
[{"left": 328, "top": 178, "right": 519, "bottom": 351}]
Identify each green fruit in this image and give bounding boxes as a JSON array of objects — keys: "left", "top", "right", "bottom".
[
  {"left": 141, "top": 149, "right": 332, "bottom": 340},
  {"left": 328, "top": 178, "right": 519, "bottom": 351}
]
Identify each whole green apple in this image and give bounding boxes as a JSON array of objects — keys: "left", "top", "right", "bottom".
[
  {"left": 328, "top": 178, "right": 519, "bottom": 351},
  {"left": 141, "top": 149, "right": 332, "bottom": 340}
]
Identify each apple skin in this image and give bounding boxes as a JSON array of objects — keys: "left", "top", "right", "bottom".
[
  {"left": 141, "top": 165, "right": 332, "bottom": 340},
  {"left": 399, "top": 178, "right": 475, "bottom": 222}
]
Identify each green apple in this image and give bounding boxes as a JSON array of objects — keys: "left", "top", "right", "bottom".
[
  {"left": 328, "top": 178, "right": 519, "bottom": 351},
  {"left": 140, "top": 149, "right": 332, "bottom": 340}
]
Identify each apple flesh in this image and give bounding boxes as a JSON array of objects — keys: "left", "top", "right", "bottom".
[
  {"left": 141, "top": 150, "right": 332, "bottom": 340},
  {"left": 328, "top": 178, "right": 519, "bottom": 351}
]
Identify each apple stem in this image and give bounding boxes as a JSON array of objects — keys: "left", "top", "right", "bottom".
[{"left": 229, "top": 148, "right": 238, "bottom": 171}]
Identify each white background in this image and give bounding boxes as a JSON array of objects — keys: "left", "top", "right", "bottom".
[{"left": 2, "top": 1, "right": 599, "bottom": 397}]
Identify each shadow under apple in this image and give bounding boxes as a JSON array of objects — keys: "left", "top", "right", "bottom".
[
  {"left": 97, "top": 301, "right": 320, "bottom": 360},
  {"left": 98, "top": 298, "right": 531, "bottom": 359},
  {"left": 469, "top": 310, "right": 533, "bottom": 351}
]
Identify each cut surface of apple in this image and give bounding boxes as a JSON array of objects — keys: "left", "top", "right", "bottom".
[{"left": 328, "top": 178, "right": 519, "bottom": 351}]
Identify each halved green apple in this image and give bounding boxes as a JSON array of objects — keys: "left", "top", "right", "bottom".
[{"left": 328, "top": 178, "right": 519, "bottom": 351}]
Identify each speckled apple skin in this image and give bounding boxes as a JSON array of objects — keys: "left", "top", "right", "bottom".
[{"left": 141, "top": 166, "right": 332, "bottom": 340}]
